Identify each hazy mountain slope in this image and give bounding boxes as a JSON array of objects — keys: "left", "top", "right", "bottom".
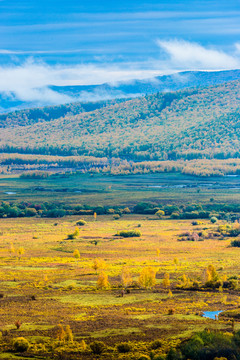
[
  {"left": 1, "top": 69, "right": 240, "bottom": 114},
  {"left": 0, "top": 98, "right": 125, "bottom": 128},
  {"left": 1, "top": 80, "right": 240, "bottom": 160},
  {"left": 53, "top": 69, "right": 240, "bottom": 97}
]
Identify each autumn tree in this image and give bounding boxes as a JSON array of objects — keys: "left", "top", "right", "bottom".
[
  {"left": 73, "top": 249, "right": 80, "bottom": 265},
  {"left": 138, "top": 267, "right": 156, "bottom": 289},
  {"left": 9, "top": 242, "right": 15, "bottom": 257},
  {"left": 155, "top": 210, "right": 165, "bottom": 218},
  {"left": 92, "top": 258, "right": 106, "bottom": 273},
  {"left": 55, "top": 324, "right": 66, "bottom": 342},
  {"left": 17, "top": 247, "right": 25, "bottom": 260},
  {"left": 121, "top": 266, "right": 132, "bottom": 288},
  {"left": 97, "top": 271, "right": 109, "bottom": 289},
  {"left": 67, "top": 227, "right": 80, "bottom": 239},
  {"left": 65, "top": 325, "right": 73, "bottom": 343},
  {"left": 203, "top": 264, "right": 219, "bottom": 285},
  {"left": 163, "top": 273, "right": 170, "bottom": 288}
]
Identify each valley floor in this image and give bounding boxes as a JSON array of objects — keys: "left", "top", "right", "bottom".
[{"left": 0, "top": 215, "right": 239, "bottom": 359}]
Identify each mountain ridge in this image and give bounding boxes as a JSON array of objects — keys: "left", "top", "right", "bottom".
[
  {"left": 0, "top": 79, "right": 240, "bottom": 162},
  {"left": 1, "top": 69, "right": 240, "bottom": 114}
]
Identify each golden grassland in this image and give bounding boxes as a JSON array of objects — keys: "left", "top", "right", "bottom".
[{"left": 0, "top": 214, "right": 240, "bottom": 358}]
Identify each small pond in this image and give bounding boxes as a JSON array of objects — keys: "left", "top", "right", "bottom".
[{"left": 202, "top": 311, "right": 222, "bottom": 319}]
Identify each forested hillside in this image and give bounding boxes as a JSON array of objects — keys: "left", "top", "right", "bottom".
[
  {"left": 1, "top": 80, "right": 240, "bottom": 163},
  {"left": 0, "top": 98, "right": 124, "bottom": 128}
]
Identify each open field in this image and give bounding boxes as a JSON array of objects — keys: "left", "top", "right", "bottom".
[{"left": 0, "top": 212, "right": 240, "bottom": 359}]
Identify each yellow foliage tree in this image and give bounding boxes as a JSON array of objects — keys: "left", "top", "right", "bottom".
[
  {"left": 173, "top": 258, "right": 179, "bottom": 266},
  {"left": 97, "top": 271, "right": 109, "bottom": 289},
  {"left": 73, "top": 249, "right": 80, "bottom": 264},
  {"left": 9, "top": 242, "right": 15, "bottom": 257},
  {"left": 138, "top": 267, "right": 156, "bottom": 289},
  {"left": 203, "top": 264, "right": 219, "bottom": 284},
  {"left": 155, "top": 210, "right": 165, "bottom": 218},
  {"left": 56, "top": 324, "right": 66, "bottom": 342},
  {"left": 222, "top": 274, "right": 227, "bottom": 282},
  {"left": 121, "top": 266, "right": 132, "bottom": 288},
  {"left": 80, "top": 339, "right": 87, "bottom": 350},
  {"left": 163, "top": 273, "right": 170, "bottom": 288},
  {"left": 55, "top": 324, "right": 74, "bottom": 343},
  {"left": 92, "top": 258, "right": 106, "bottom": 273},
  {"left": 73, "top": 227, "right": 80, "bottom": 237},
  {"left": 65, "top": 325, "right": 73, "bottom": 343},
  {"left": 17, "top": 247, "right": 25, "bottom": 260},
  {"left": 182, "top": 274, "right": 188, "bottom": 286}
]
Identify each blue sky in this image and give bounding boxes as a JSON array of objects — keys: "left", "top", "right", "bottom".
[
  {"left": 1, "top": 0, "right": 240, "bottom": 104},
  {"left": 1, "top": 0, "right": 240, "bottom": 65}
]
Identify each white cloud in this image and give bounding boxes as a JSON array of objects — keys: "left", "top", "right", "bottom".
[
  {"left": 0, "top": 58, "right": 163, "bottom": 107},
  {"left": 0, "top": 58, "right": 162, "bottom": 89},
  {"left": 235, "top": 43, "right": 240, "bottom": 53},
  {"left": 157, "top": 39, "right": 240, "bottom": 70},
  {"left": 0, "top": 40, "right": 240, "bottom": 109}
]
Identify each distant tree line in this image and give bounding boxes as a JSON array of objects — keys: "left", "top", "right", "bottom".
[
  {"left": 1, "top": 153, "right": 240, "bottom": 177},
  {"left": 0, "top": 200, "right": 240, "bottom": 219}
]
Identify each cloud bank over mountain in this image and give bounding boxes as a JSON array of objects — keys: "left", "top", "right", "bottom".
[{"left": 0, "top": 40, "right": 240, "bottom": 110}]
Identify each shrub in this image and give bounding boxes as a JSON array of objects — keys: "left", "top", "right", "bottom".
[
  {"left": 192, "top": 220, "right": 203, "bottom": 226},
  {"left": 171, "top": 212, "right": 180, "bottom": 219},
  {"left": 155, "top": 210, "right": 165, "bottom": 218},
  {"left": 166, "top": 348, "right": 183, "bottom": 360},
  {"left": 117, "top": 342, "right": 132, "bottom": 353},
  {"left": 150, "top": 339, "right": 163, "bottom": 349},
  {"left": 13, "top": 337, "right": 30, "bottom": 352},
  {"left": 181, "top": 335, "right": 204, "bottom": 359},
  {"left": 122, "top": 207, "right": 131, "bottom": 214},
  {"left": 168, "top": 308, "right": 175, "bottom": 315},
  {"left": 90, "top": 341, "right": 105, "bottom": 354},
  {"left": 76, "top": 219, "right": 86, "bottom": 226},
  {"left": 45, "top": 209, "right": 66, "bottom": 217},
  {"left": 113, "top": 214, "right": 120, "bottom": 220},
  {"left": 210, "top": 216, "right": 218, "bottom": 223},
  {"left": 228, "top": 279, "right": 238, "bottom": 289},
  {"left": 231, "top": 240, "right": 240, "bottom": 247},
  {"left": 138, "top": 355, "right": 150, "bottom": 360},
  {"left": 25, "top": 207, "right": 37, "bottom": 217},
  {"left": 15, "top": 320, "right": 21, "bottom": 329},
  {"left": 67, "top": 227, "right": 80, "bottom": 239},
  {"left": 118, "top": 230, "right": 141, "bottom": 237}
]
